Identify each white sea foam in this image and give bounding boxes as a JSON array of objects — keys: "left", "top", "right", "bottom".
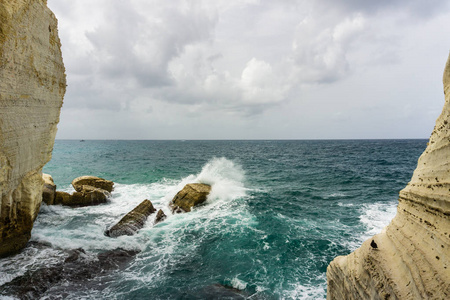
[
  {"left": 359, "top": 201, "right": 397, "bottom": 243},
  {"left": 230, "top": 276, "right": 248, "bottom": 290},
  {"left": 281, "top": 277, "right": 326, "bottom": 300}
]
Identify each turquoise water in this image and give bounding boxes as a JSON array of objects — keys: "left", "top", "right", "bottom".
[{"left": 0, "top": 140, "right": 426, "bottom": 299}]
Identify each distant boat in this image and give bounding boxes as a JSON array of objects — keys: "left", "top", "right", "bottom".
[{"left": 80, "top": 140, "right": 85, "bottom": 142}]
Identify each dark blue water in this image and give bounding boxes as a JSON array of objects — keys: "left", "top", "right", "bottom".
[{"left": 0, "top": 140, "right": 426, "bottom": 299}]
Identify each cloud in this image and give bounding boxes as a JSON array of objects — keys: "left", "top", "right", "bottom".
[{"left": 47, "top": 0, "right": 450, "bottom": 139}]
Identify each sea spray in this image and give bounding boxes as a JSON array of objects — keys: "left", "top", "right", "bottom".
[{"left": 0, "top": 140, "right": 426, "bottom": 299}]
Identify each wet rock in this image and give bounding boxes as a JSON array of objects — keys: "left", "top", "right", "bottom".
[
  {"left": 54, "top": 191, "right": 71, "bottom": 205},
  {"left": 154, "top": 209, "right": 167, "bottom": 224},
  {"left": 69, "top": 186, "right": 111, "bottom": 207},
  {"left": 42, "top": 173, "right": 56, "bottom": 205},
  {"left": 186, "top": 284, "right": 252, "bottom": 299},
  {"left": 0, "top": 248, "right": 138, "bottom": 299},
  {"left": 170, "top": 183, "right": 212, "bottom": 213},
  {"left": 51, "top": 187, "right": 110, "bottom": 207},
  {"left": 105, "top": 199, "right": 156, "bottom": 237},
  {"left": 72, "top": 175, "right": 114, "bottom": 193}
]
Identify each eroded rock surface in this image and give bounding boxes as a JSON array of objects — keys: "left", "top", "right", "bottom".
[
  {"left": 326, "top": 55, "right": 450, "bottom": 299},
  {"left": 0, "top": 244, "right": 138, "bottom": 299},
  {"left": 170, "top": 183, "right": 212, "bottom": 213},
  {"left": 106, "top": 199, "right": 156, "bottom": 237},
  {"left": 0, "top": 0, "right": 66, "bottom": 257},
  {"left": 42, "top": 173, "right": 56, "bottom": 205},
  {"left": 72, "top": 176, "right": 114, "bottom": 193}
]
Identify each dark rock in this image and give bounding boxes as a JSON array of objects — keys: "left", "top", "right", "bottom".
[
  {"left": 72, "top": 175, "right": 114, "bottom": 193},
  {"left": 105, "top": 199, "right": 156, "bottom": 237},
  {"left": 184, "top": 284, "right": 251, "bottom": 300},
  {"left": 54, "top": 191, "right": 71, "bottom": 205},
  {"left": 154, "top": 209, "right": 167, "bottom": 224},
  {"left": 170, "top": 183, "right": 211, "bottom": 213},
  {"left": 0, "top": 247, "right": 138, "bottom": 299}
]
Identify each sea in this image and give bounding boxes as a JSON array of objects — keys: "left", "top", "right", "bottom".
[{"left": 0, "top": 139, "right": 427, "bottom": 299}]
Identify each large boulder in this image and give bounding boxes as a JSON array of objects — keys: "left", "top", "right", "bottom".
[
  {"left": 42, "top": 174, "right": 56, "bottom": 205},
  {"left": 105, "top": 200, "right": 156, "bottom": 237},
  {"left": 49, "top": 187, "right": 110, "bottom": 207},
  {"left": 68, "top": 186, "right": 110, "bottom": 207},
  {"left": 72, "top": 176, "right": 114, "bottom": 193},
  {"left": 170, "top": 183, "right": 211, "bottom": 213}
]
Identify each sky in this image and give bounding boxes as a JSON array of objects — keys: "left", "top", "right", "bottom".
[{"left": 47, "top": 0, "right": 450, "bottom": 140}]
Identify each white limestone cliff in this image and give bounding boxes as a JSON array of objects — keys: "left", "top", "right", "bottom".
[
  {"left": 326, "top": 54, "right": 450, "bottom": 299},
  {"left": 0, "top": 0, "right": 66, "bottom": 257}
]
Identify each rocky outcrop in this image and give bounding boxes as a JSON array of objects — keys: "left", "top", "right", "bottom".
[
  {"left": 105, "top": 199, "right": 156, "bottom": 237},
  {"left": 67, "top": 185, "right": 110, "bottom": 207},
  {"left": 42, "top": 173, "right": 56, "bottom": 205},
  {"left": 0, "top": 242, "right": 139, "bottom": 299},
  {"left": 0, "top": 0, "right": 66, "bottom": 257},
  {"left": 154, "top": 209, "right": 167, "bottom": 224},
  {"left": 72, "top": 176, "right": 114, "bottom": 193},
  {"left": 327, "top": 55, "right": 450, "bottom": 299},
  {"left": 170, "top": 183, "right": 212, "bottom": 213},
  {"left": 43, "top": 175, "right": 112, "bottom": 207}
]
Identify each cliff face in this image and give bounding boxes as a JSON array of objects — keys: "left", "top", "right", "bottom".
[
  {"left": 0, "top": 0, "right": 66, "bottom": 257},
  {"left": 327, "top": 55, "right": 450, "bottom": 299}
]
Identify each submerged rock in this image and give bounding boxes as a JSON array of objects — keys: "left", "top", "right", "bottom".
[
  {"left": 186, "top": 284, "right": 252, "bottom": 299},
  {"left": 105, "top": 199, "right": 156, "bottom": 237},
  {"left": 42, "top": 174, "right": 56, "bottom": 205},
  {"left": 0, "top": 247, "right": 139, "bottom": 299},
  {"left": 72, "top": 175, "right": 114, "bottom": 193},
  {"left": 170, "top": 183, "right": 212, "bottom": 213},
  {"left": 154, "top": 209, "right": 167, "bottom": 224}
]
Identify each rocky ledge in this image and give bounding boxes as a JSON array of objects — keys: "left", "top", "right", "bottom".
[{"left": 326, "top": 54, "right": 450, "bottom": 299}]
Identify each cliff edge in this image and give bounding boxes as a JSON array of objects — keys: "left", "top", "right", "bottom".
[
  {"left": 0, "top": 0, "right": 66, "bottom": 257},
  {"left": 326, "top": 55, "right": 450, "bottom": 299}
]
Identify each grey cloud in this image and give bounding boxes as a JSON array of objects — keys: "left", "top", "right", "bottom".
[
  {"left": 84, "top": 1, "right": 217, "bottom": 88},
  {"left": 320, "top": 0, "right": 450, "bottom": 18}
]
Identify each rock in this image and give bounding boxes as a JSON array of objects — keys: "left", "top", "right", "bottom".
[
  {"left": 54, "top": 191, "right": 71, "bottom": 205},
  {"left": 42, "top": 174, "right": 56, "bottom": 205},
  {"left": 68, "top": 186, "right": 111, "bottom": 207},
  {"left": 326, "top": 54, "right": 450, "bottom": 299},
  {"left": 0, "top": 0, "right": 66, "bottom": 257},
  {"left": 105, "top": 199, "right": 156, "bottom": 237},
  {"left": 185, "top": 284, "right": 252, "bottom": 299},
  {"left": 170, "top": 183, "right": 212, "bottom": 213},
  {"left": 72, "top": 176, "right": 114, "bottom": 193},
  {"left": 50, "top": 187, "right": 110, "bottom": 207},
  {"left": 154, "top": 209, "right": 167, "bottom": 224},
  {"left": 0, "top": 246, "right": 138, "bottom": 299}
]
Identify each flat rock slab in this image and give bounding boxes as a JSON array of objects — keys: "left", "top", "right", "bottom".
[
  {"left": 105, "top": 199, "right": 156, "bottom": 237},
  {"left": 170, "top": 183, "right": 212, "bottom": 213},
  {"left": 72, "top": 176, "right": 114, "bottom": 193}
]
